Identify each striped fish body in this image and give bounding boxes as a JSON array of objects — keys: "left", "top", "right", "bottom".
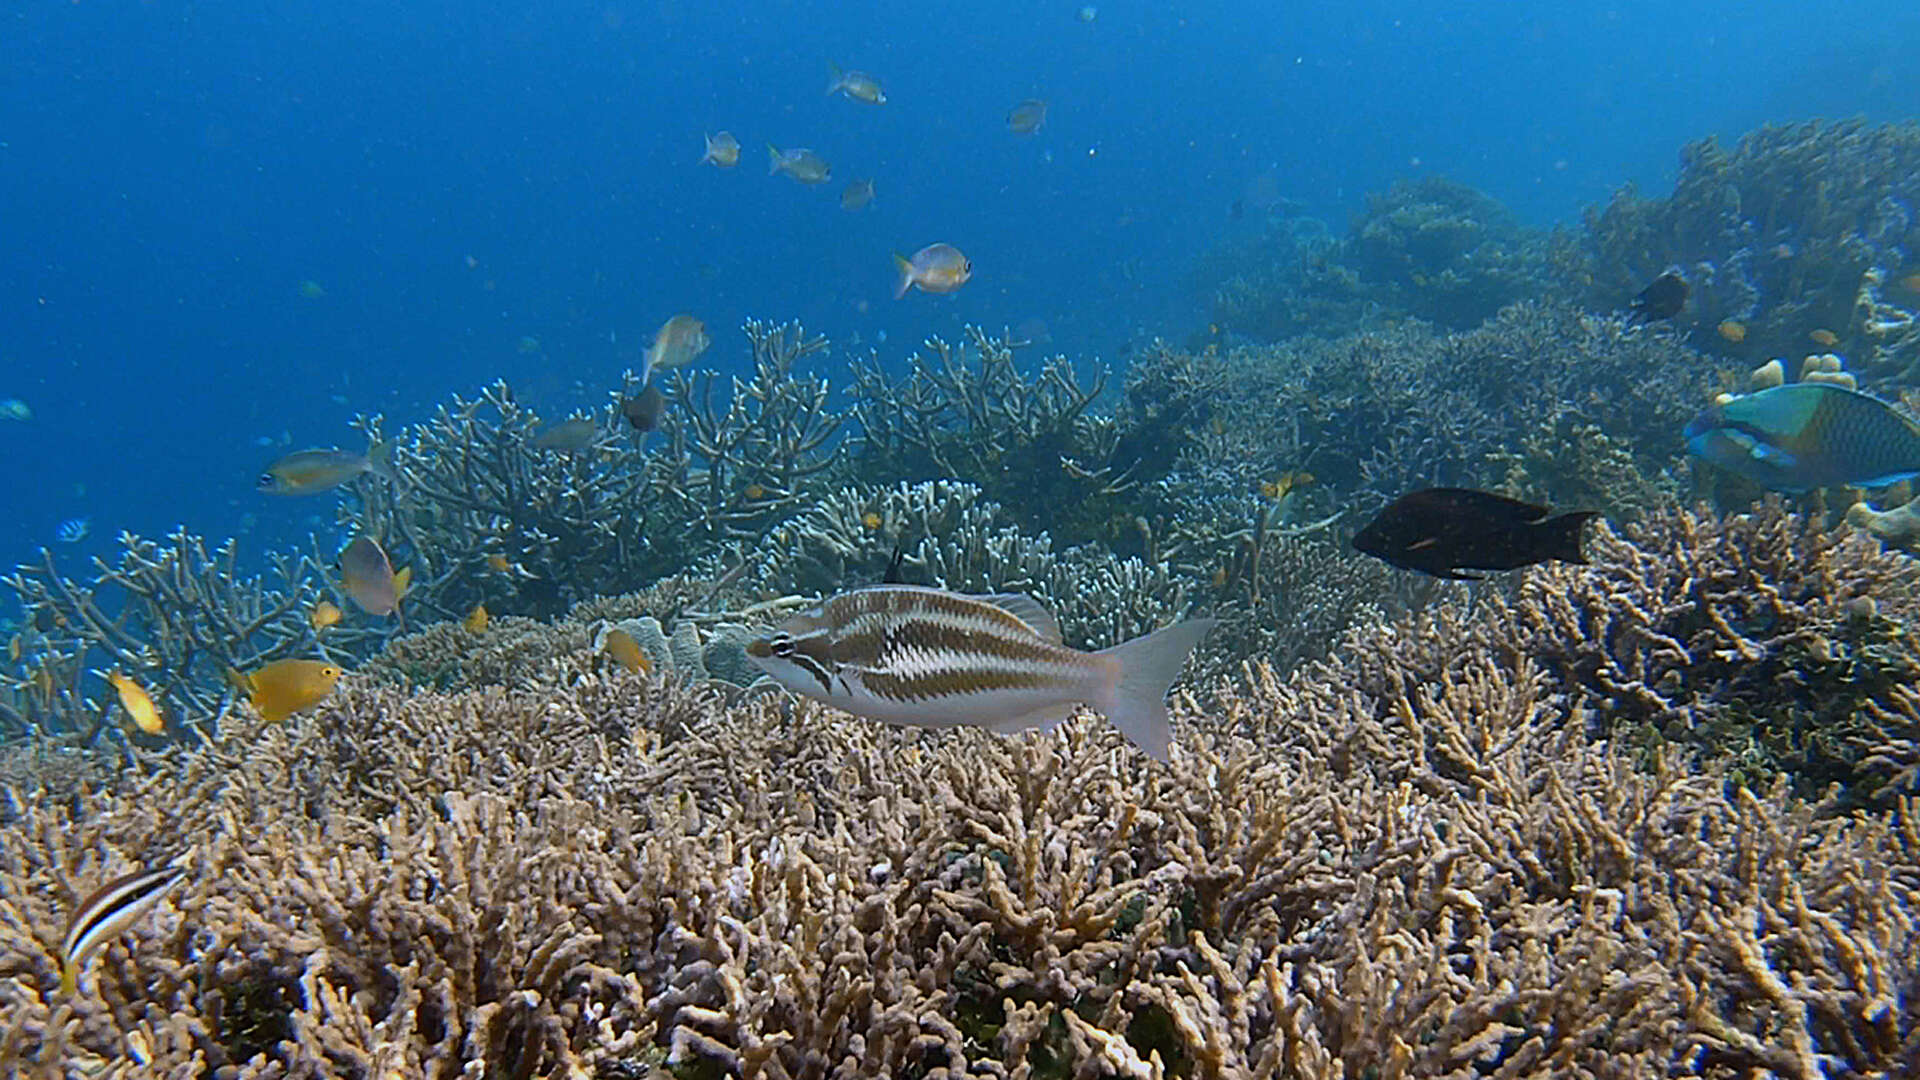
[
  {"left": 746, "top": 586, "right": 1214, "bottom": 762},
  {"left": 59, "top": 864, "right": 186, "bottom": 996}
]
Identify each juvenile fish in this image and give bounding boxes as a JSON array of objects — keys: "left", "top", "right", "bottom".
[
  {"left": 60, "top": 864, "right": 186, "bottom": 996},
  {"left": 1687, "top": 382, "right": 1920, "bottom": 491},
  {"left": 106, "top": 671, "right": 164, "bottom": 736},
  {"left": 746, "top": 585, "right": 1213, "bottom": 763}
]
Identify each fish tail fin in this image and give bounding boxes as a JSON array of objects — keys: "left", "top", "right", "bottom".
[
  {"left": 767, "top": 144, "right": 784, "bottom": 174},
  {"left": 365, "top": 438, "right": 396, "bottom": 483},
  {"left": 1544, "top": 511, "right": 1601, "bottom": 565},
  {"left": 1093, "top": 618, "right": 1216, "bottom": 763},
  {"left": 892, "top": 254, "right": 915, "bottom": 300},
  {"left": 223, "top": 666, "right": 254, "bottom": 696},
  {"left": 60, "top": 959, "right": 76, "bottom": 998},
  {"left": 827, "top": 61, "right": 843, "bottom": 92}
]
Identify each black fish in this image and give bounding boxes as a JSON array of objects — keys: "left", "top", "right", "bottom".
[
  {"left": 621, "top": 385, "right": 667, "bottom": 433},
  {"left": 1352, "top": 487, "right": 1598, "bottom": 580},
  {"left": 1628, "top": 270, "right": 1687, "bottom": 323}
]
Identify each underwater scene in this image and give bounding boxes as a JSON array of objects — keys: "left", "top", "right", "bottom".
[{"left": 5, "top": 1, "right": 1920, "bottom": 1077}]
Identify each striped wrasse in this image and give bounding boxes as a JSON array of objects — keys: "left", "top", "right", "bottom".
[
  {"left": 746, "top": 585, "right": 1214, "bottom": 762},
  {"left": 59, "top": 863, "right": 187, "bottom": 996}
]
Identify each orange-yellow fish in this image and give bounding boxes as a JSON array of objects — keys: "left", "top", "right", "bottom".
[
  {"left": 603, "top": 629, "right": 651, "bottom": 675},
  {"left": 701, "top": 131, "right": 740, "bottom": 167},
  {"left": 106, "top": 671, "right": 164, "bottom": 736},
  {"left": 463, "top": 604, "right": 489, "bottom": 634},
  {"left": 310, "top": 600, "right": 343, "bottom": 631},
  {"left": 487, "top": 554, "right": 511, "bottom": 572},
  {"left": 229, "top": 659, "right": 343, "bottom": 724},
  {"left": 1717, "top": 319, "right": 1747, "bottom": 344},
  {"left": 1260, "top": 470, "right": 1313, "bottom": 501},
  {"left": 392, "top": 566, "right": 413, "bottom": 598},
  {"left": 893, "top": 243, "right": 972, "bottom": 299},
  {"left": 339, "top": 536, "right": 400, "bottom": 618},
  {"left": 862, "top": 511, "right": 882, "bottom": 531},
  {"left": 1809, "top": 328, "right": 1839, "bottom": 347}
]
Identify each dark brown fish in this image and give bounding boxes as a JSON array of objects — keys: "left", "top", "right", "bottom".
[
  {"left": 1352, "top": 487, "right": 1597, "bottom": 581},
  {"left": 621, "top": 385, "right": 667, "bottom": 433},
  {"left": 1628, "top": 270, "right": 1687, "bottom": 323}
]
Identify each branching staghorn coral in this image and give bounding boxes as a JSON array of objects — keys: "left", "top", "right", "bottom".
[
  {"left": 1, "top": 531, "right": 326, "bottom": 739},
  {"left": 1, "top": 504, "right": 1916, "bottom": 1078}
]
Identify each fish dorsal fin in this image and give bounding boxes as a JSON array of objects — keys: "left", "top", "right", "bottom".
[{"left": 980, "top": 593, "right": 1063, "bottom": 643}]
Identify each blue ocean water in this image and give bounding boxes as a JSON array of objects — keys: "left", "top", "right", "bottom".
[{"left": 2, "top": 1, "right": 1916, "bottom": 579}]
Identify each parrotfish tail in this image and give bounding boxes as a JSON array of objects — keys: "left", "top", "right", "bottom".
[
  {"left": 1094, "top": 618, "right": 1216, "bottom": 763},
  {"left": 60, "top": 959, "right": 77, "bottom": 998},
  {"left": 892, "top": 254, "right": 914, "bottom": 300},
  {"left": 767, "top": 144, "right": 784, "bottom": 175},
  {"left": 1545, "top": 511, "right": 1602, "bottom": 565}
]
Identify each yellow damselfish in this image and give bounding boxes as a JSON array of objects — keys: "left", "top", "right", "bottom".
[
  {"left": 229, "top": 659, "right": 343, "bottom": 724},
  {"left": 106, "top": 671, "right": 164, "bottom": 736},
  {"left": 463, "top": 604, "right": 489, "bottom": 635},
  {"left": 603, "top": 629, "right": 651, "bottom": 675},
  {"left": 310, "top": 600, "right": 343, "bottom": 631}
]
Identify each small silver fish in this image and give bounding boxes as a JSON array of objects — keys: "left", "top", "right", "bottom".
[
  {"left": 827, "top": 63, "right": 886, "bottom": 104},
  {"left": 54, "top": 517, "right": 89, "bottom": 543},
  {"left": 701, "top": 131, "right": 740, "bottom": 167},
  {"left": 841, "top": 178, "right": 876, "bottom": 212},
  {"left": 746, "top": 585, "right": 1213, "bottom": 762},
  {"left": 258, "top": 444, "right": 392, "bottom": 495},
  {"left": 768, "top": 144, "right": 832, "bottom": 185},
  {"left": 60, "top": 864, "right": 186, "bottom": 996}
]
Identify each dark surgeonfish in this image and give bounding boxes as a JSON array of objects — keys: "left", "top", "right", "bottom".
[
  {"left": 621, "top": 384, "right": 667, "bottom": 433},
  {"left": 1628, "top": 270, "right": 1688, "bottom": 323},
  {"left": 1353, "top": 487, "right": 1599, "bottom": 580},
  {"left": 1686, "top": 382, "right": 1920, "bottom": 492}
]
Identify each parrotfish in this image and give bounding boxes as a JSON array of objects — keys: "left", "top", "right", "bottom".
[
  {"left": 746, "top": 585, "right": 1213, "bottom": 763},
  {"left": 1353, "top": 487, "right": 1598, "bottom": 581},
  {"left": 1685, "top": 382, "right": 1920, "bottom": 492}
]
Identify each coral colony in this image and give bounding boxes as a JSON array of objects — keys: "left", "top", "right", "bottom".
[{"left": 3, "top": 120, "right": 1920, "bottom": 1077}]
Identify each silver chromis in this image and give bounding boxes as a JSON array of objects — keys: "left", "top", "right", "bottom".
[{"left": 746, "top": 585, "right": 1213, "bottom": 762}]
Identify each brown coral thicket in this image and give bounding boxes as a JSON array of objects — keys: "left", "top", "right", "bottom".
[{"left": 1, "top": 508, "right": 1916, "bottom": 1079}]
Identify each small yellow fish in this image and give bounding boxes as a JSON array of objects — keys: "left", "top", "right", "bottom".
[
  {"left": 463, "top": 604, "right": 489, "bottom": 635},
  {"left": 1260, "top": 470, "right": 1314, "bottom": 501},
  {"left": 60, "top": 865, "right": 186, "bottom": 997},
  {"left": 487, "top": 554, "right": 511, "bottom": 572},
  {"left": 827, "top": 63, "right": 886, "bottom": 104},
  {"left": 339, "top": 536, "right": 400, "bottom": 617},
  {"left": 767, "top": 144, "right": 832, "bottom": 185},
  {"left": 1809, "top": 328, "right": 1839, "bottom": 347},
  {"left": 862, "top": 511, "right": 882, "bottom": 531},
  {"left": 745, "top": 483, "right": 767, "bottom": 501},
  {"left": 644, "top": 314, "right": 712, "bottom": 384},
  {"left": 1716, "top": 319, "right": 1747, "bottom": 343},
  {"left": 106, "top": 671, "right": 164, "bottom": 736},
  {"left": 1006, "top": 99, "right": 1048, "bottom": 135},
  {"left": 701, "top": 131, "right": 741, "bottom": 167},
  {"left": 7, "top": 633, "right": 19, "bottom": 663},
  {"left": 893, "top": 243, "right": 973, "bottom": 299},
  {"left": 310, "top": 600, "right": 343, "bottom": 631},
  {"left": 392, "top": 566, "right": 413, "bottom": 598},
  {"left": 230, "top": 659, "right": 343, "bottom": 724},
  {"left": 32, "top": 665, "right": 55, "bottom": 703},
  {"left": 603, "top": 628, "right": 651, "bottom": 675}
]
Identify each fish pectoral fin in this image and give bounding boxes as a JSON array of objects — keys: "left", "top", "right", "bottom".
[
  {"left": 985, "top": 702, "right": 1084, "bottom": 735},
  {"left": 1406, "top": 537, "right": 1439, "bottom": 551}
]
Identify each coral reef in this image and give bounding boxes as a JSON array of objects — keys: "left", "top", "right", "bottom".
[
  {"left": 1587, "top": 119, "right": 1920, "bottom": 388},
  {"left": 1, "top": 504, "right": 1915, "bottom": 1078},
  {"left": 1198, "top": 176, "right": 1588, "bottom": 342}
]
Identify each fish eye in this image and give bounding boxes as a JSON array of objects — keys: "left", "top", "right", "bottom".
[
  {"left": 770, "top": 635, "right": 794, "bottom": 657},
  {"left": 256, "top": 473, "right": 275, "bottom": 487}
]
